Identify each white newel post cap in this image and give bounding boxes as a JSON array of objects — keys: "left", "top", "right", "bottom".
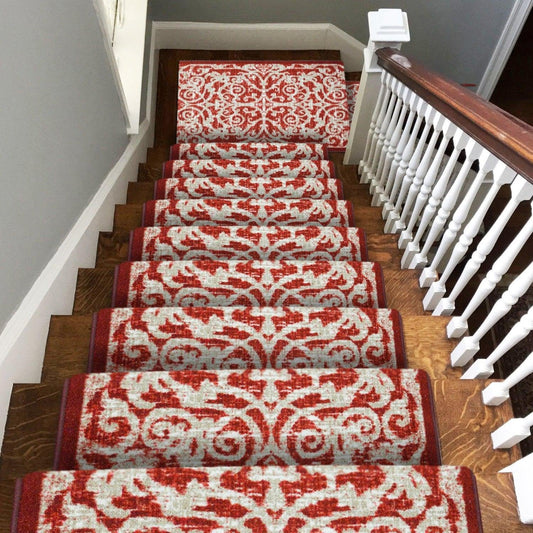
[{"left": 366, "top": 9, "right": 410, "bottom": 71}]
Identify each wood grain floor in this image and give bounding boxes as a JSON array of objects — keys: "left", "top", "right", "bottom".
[{"left": 0, "top": 49, "right": 530, "bottom": 532}]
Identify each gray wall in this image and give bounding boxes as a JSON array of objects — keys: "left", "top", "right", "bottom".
[
  {"left": 0, "top": 2, "right": 129, "bottom": 330},
  {"left": 150, "top": 0, "right": 514, "bottom": 88}
]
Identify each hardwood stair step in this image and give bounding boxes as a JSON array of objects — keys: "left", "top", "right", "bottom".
[
  {"left": 138, "top": 162, "right": 162, "bottom": 182},
  {"left": 0, "top": 383, "right": 62, "bottom": 480},
  {"left": 96, "top": 231, "right": 130, "bottom": 267},
  {"left": 73, "top": 268, "right": 114, "bottom": 314},
  {"left": 127, "top": 181, "right": 153, "bottom": 204}
]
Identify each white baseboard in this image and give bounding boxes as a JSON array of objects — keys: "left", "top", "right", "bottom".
[
  {"left": 153, "top": 21, "right": 365, "bottom": 71},
  {"left": 0, "top": 119, "right": 152, "bottom": 443}
]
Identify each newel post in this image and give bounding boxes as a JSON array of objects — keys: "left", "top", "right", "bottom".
[{"left": 344, "top": 9, "right": 410, "bottom": 165}]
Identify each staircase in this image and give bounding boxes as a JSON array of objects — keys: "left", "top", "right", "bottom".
[{"left": 0, "top": 49, "right": 529, "bottom": 531}]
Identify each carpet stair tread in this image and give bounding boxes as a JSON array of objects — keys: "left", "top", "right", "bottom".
[
  {"left": 171, "top": 141, "right": 329, "bottom": 160},
  {"left": 89, "top": 306, "right": 405, "bottom": 373},
  {"left": 155, "top": 177, "right": 343, "bottom": 200},
  {"left": 12, "top": 464, "right": 482, "bottom": 532},
  {"left": 129, "top": 226, "right": 367, "bottom": 262},
  {"left": 112, "top": 260, "right": 386, "bottom": 309},
  {"left": 176, "top": 60, "right": 350, "bottom": 149},
  {"left": 56, "top": 368, "right": 439, "bottom": 470},
  {"left": 143, "top": 198, "right": 354, "bottom": 227},
  {"left": 162, "top": 158, "right": 335, "bottom": 180}
]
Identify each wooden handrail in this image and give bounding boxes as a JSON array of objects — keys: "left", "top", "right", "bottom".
[{"left": 376, "top": 47, "right": 533, "bottom": 181}]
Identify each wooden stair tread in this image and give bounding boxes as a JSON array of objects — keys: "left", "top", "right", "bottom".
[
  {"left": 476, "top": 473, "right": 532, "bottom": 533},
  {"left": 96, "top": 231, "right": 130, "bottom": 267},
  {"left": 433, "top": 379, "right": 521, "bottom": 474},
  {"left": 0, "top": 383, "right": 62, "bottom": 479},
  {"left": 127, "top": 181, "right": 154, "bottom": 204},
  {"left": 41, "top": 315, "right": 93, "bottom": 383},
  {"left": 0, "top": 479, "right": 16, "bottom": 533},
  {"left": 73, "top": 268, "right": 114, "bottom": 314},
  {"left": 138, "top": 162, "right": 162, "bottom": 182},
  {"left": 402, "top": 316, "right": 460, "bottom": 380},
  {"left": 114, "top": 204, "right": 142, "bottom": 231}
]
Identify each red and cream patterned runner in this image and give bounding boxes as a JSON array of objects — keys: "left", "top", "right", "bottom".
[
  {"left": 176, "top": 61, "right": 351, "bottom": 150},
  {"left": 171, "top": 141, "right": 329, "bottom": 161},
  {"left": 162, "top": 159, "right": 335, "bottom": 180},
  {"left": 155, "top": 177, "right": 343, "bottom": 200},
  {"left": 142, "top": 199, "right": 354, "bottom": 227},
  {"left": 55, "top": 368, "right": 439, "bottom": 470},
  {"left": 14, "top": 465, "right": 481, "bottom": 532},
  {"left": 89, "top": 306, "right": 405, "bottom": 372},
  {"left": 129, "top": 226, "right": 367, "bottom": 262},
  {"left": 112, "top": 260, "right": 386, "bottom": 309}
]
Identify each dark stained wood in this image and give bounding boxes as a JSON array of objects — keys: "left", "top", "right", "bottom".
[
  {"left": 127, "top": 182, "right": 154, "bottom": 204},
  {"left": 41, "top": 316, "right": 92, "bottom": 383},
  {"left": 0, "top": 479, "right": 16, "bottom": 533},
  {"left": 376, "top": 47, "right": 533, "bottom": 181},
  {"left": 0, "top": 384, "right": 62, "bottom": 479},
  {"left": 433, "top": 379, "right": 521, "bottom": 474},
  {"left": 96, "top": 231, "right": 130, "bottom": 267},
  {"left": 114, "top": 204, "right": 143, "bottom": 232},
  {"left": 73, "top": 268, "right": 114, "bottom": 314},
  {"left": 138, "top": 163, "right": 162, "bottom": 183},
  {"left": 345, "top": 71, "right": 361, "bottom": 81}
]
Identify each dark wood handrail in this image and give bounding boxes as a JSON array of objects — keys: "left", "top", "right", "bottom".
[{"left": 376, "top": 47, "right": 533, "bottom": 181}]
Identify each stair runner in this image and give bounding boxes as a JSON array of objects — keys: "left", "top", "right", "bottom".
[{"left": 12, "top": 61, "right": 482, "bottom": 531}]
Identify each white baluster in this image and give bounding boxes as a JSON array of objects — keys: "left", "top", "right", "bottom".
[
  {"left": 364, "top": 77, "right": 399, "bottom": 186},
  {"left": 399, "top": 118, "right": 457, "bottom": 256},
  {"left": 384, "top": 104, "right": 436, "bottom": 233},
  {"left": 447, "top": 205, "right": 533, "bottom": 338},
  {"left": 450, "top": 262, "right": 533, "bottom": 366},
  {"left": 492, "top": 411, "right": 533, "bottom": 449},
  {"left": 482, "top": 351, "right": 533, "bottom": 406},
  {"left": 462, "top": 307, "right": 533, "bottom": 379},
  {"left": 369, "top": 84, "right": 407, "bottom": 196},
  {"left": 358, "top": 73, "right": 387, "bottom": 178},
  {"left": 360, "top": 74, "right": 393, "bottom": 184},
  {"left": 394, "top": 113, "right": 446, "bottom": 245},
  {"left": 382, "top": 98, "right": 426, "bottom": 221},
  {"left": 413, "top": 138, "right": 483, "bottom": 272},
  {"left": 420, "top": 148, "right": 496, "bottom": 293},
  {"left": 436, "top": 177, "right": 533, "bottom": 315},
  {"left": 376, "top": 90, "right": 418, "bottom": 208},
  {"left": 428, "top": 161, "right": 516, "bottom": 312},
  {"left": 371, "top": 86, "right": 411, "bottom": 205},
  {"left": 405, "top": 129, "right": 470, "bottom": 269}
]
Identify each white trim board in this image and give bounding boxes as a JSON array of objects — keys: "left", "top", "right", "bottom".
[
  {"left": 477, "top": 0, "right": 533, "bottom": 99},
  {"left": 0, "top": 33, "right": 159, "bottom": 444},
  {"left": 152, "top": 21, "right": 365, "bottom": 71}
]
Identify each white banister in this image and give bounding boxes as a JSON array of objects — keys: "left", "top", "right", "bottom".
[
  {"left": 492, "top": 411, "right": 533, "bottom": 449},
  {"left": 462, "top": 307, "right": 533, "bottom": 380},
  {"left": 482, "top": 352, "right": 533, "bottom": 406},
  {"left": 344, "top": 9, "right": 410, "bottom": 165},
  {"left": 450, "top": 262, "right": 533, "bottom": 366},
  {"left": 502, "top": 453, "right": 533, "bottom": 524},
  {"left": 384, "top": 105, "right": 435, "bottom": 233},
  {"left": 368, "top": 82, "right": 406, "bottom": 194},
  {"left": 398, "top": 118, "right": 456, "bottom": 254},
  {"left": 371, "top": 86, "right": 411, "bottom": 205},
  {"left": 435, "top": 177, "right": 533, "bottom": 316},
  {"left": 382, "top": 99, "right": 426, "bottom": 222},
  {"left": 447, "top": 204, "right": 533, "bottom": 339},
  {"left": 376, "top": 91, "right": 418, "bottom": 208},
  {"left": 427, "top": 161, "right": 516, "bottom": 312},
  {"left": 419, "top": 149, "right": 497, "bottom": 291},
  {"left": 410, "top": 138, "right": 482, "bottom": 271},
  {"left": 394, "top": 113, "right": 446, "bottom": 243},
  {"left": 360, "top": 74, "right": 395, "bottom": 184}
]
